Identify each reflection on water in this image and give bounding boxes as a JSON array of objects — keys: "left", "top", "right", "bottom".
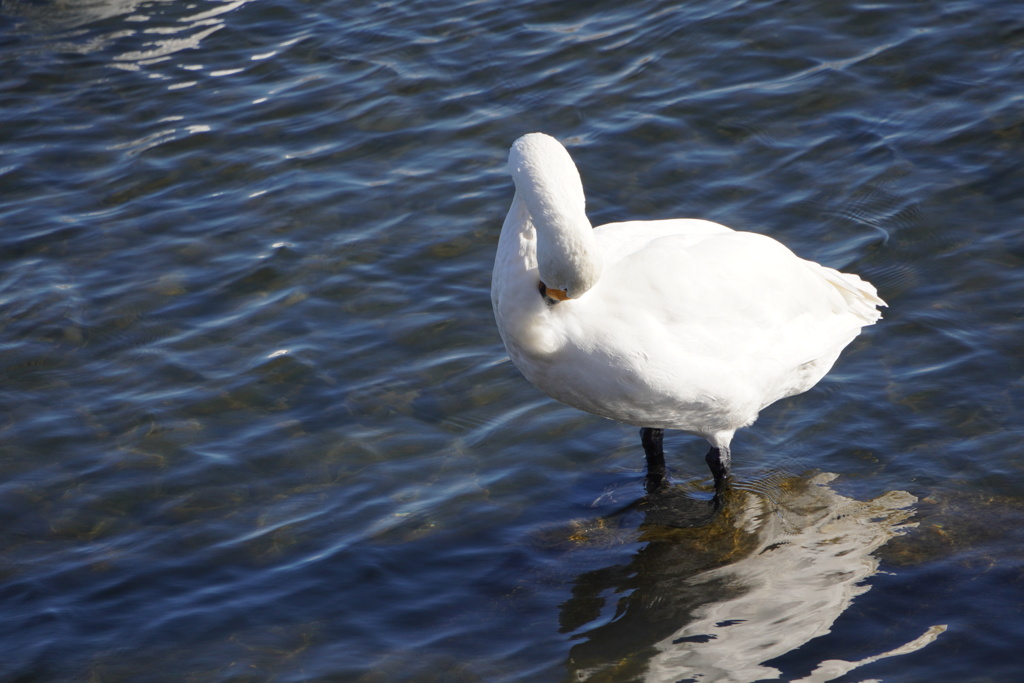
[
  {"left": 4, "top": 0, "right": 150, "bottom": 31},
  {"left": 563, "top": 474, "right": 944, "bottom": 682},
  {"left": 7, "top": 0, "right": 255, "bottom": 69},
  {"left": 793, "top": 623, "right": 946, "bottom": 683},
  {"left": 2, "top": 0, "right": 1022, "bottom": 678}
]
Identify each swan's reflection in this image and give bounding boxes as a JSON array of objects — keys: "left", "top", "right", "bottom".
[{"left": 563, "top": 473, "right": 943, "bottom": 682}]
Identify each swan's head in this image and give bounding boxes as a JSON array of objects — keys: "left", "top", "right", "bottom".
[{"left": 509, "top": 133, "right": 602, "bottom": 300}]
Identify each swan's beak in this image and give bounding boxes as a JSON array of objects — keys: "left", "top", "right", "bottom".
[{"left": 540, "top": 281, "right": 570, "bottom": 302}]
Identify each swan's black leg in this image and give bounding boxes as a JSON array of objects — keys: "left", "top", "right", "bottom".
[
  {"left": 705, "top": 446, "right": 732, "bottom": 498},
  {"left": 640, "top": 427, "right": 667, "bottom": 492}
]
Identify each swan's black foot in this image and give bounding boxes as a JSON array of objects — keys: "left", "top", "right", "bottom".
[
  {"left": 640, "top": 427, "right": 668, "bottom": 493},
  {"left": 705, "top": 445, "right": 732, "bottom": 499}
]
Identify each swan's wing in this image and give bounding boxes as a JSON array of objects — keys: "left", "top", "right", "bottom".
[
  {"left": 590, "top": 227, "right": 880, "bottom": 384},
  {"left": 593, "top": 218, "right": 733, "bottom": 260}
]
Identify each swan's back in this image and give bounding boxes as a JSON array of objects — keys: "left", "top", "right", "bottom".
[{"left": 533, "top": 221, "right": 885, "bottom": 431}]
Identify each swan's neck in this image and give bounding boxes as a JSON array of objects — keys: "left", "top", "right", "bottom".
[{"left": 508, "top": 134, "right": 603, "bottom": 299}]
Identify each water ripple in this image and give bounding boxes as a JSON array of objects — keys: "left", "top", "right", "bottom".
[{"left": 2, "top": 0, "right": 1024, "bottom": 680}]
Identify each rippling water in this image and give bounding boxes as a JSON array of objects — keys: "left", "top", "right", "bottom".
[{"left": 2, "top": 0, "right": 1023, "bottom": 680}]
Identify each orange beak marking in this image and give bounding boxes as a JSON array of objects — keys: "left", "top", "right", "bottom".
[{"left": 540, "top": 281, "right": 570, "bottom": 301}]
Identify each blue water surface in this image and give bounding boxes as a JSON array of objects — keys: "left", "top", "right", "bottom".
[{"left": 2, "top": 0, "right": 1023, "bottom": 680}]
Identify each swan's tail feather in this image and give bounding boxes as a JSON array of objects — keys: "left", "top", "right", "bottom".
[{"left": 814, "top": 263, "right": 887, "bottom": 324}]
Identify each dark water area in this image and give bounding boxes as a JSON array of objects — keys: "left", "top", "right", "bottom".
[{"left": 2, "top": 0, "right": 1023, "bottom": 680}]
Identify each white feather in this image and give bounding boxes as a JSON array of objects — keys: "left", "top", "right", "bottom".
[{"left": 491, "top": 133, "right": 885, "bottom": 456}]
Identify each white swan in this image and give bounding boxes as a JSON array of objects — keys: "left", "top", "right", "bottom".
[{"left": 491, "top": 133, "right": 885, "bottom": 495}]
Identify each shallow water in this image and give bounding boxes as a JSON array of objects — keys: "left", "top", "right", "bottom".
[{"left": 2, "top": 0, "right": 1023, "bottom": 680}]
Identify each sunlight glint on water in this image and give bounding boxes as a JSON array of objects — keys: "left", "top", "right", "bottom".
[{"left": 1, "top": 0, "right": 1023, "bottom": 680}]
